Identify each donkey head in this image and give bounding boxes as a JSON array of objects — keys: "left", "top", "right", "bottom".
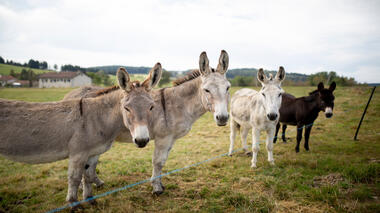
[
  {"left": 199, "top": 50, "right": 231, "bottom": 126},
  {"left": 257, "top": 67, "right": 286, "bottom": 121},
  {"left": 117, "top": 63, "right": 162, "bottom": 148},
  {"left": 317, "top": 82, "right": 336, "bottom": 118}
]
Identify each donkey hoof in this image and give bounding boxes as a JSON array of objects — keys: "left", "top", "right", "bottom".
[
  {"left": 305, "top": 147, "right": 309, "bottom": 151},
  {"left": 251, "top": 164, "right": 257, "bottom": 169},
  {"left": 246, "top": 151, "right": 253, "bottom": 157},
  {"left": 295, "top": 148, "right": 300, "bottom": 153},
  {"left": 70, "top": 204, "right": 84, "bottom": 213},
  {"left": 86, "top": 196, "right": 97, "bottom": 205},
  {"left": 269, "top": 161, "right": 275, "bottom": 166},
  {"left": 152, "top": 190, "right": 164, "bottom": 196},
  {"left": 95, "top": 181, "right": 104, "bottom": 188},
  {"left": 228, "top": 153, "right": 233, "bottom": 157}
]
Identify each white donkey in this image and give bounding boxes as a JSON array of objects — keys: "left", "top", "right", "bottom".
[{"left": 228, "top": 67, "right": 285, "bottom": 168}]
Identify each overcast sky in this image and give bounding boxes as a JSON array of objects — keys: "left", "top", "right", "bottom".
[{"left": 1, "top": 0, "right": 379, "bottom": 83}]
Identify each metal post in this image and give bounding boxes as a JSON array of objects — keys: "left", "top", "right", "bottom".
[{"left": 354, "top": 86, "right": 376, "bottom": 140}]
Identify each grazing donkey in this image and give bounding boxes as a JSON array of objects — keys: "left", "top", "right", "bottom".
[
  {"left": 273, "top": 82, "right": 336, "bottom": 152},
  {"left": 64, "top": 50, "right": 231, "bottom": 195},
  {"left": 229, "top": 67, "right": 285, "bottom": 168},
  {"left": 0, "top": 64, "right": 162, "bottom": 207}
]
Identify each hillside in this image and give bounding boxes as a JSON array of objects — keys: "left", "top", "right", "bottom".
[
  {"left": 0, "top": 64, "right": 53, "bottom": 76},
  {"left": 88, "top": 65, "right": 309, "bottom": 82},
  {"left": 88, "top": 65, "right": 152, "bottom": 75}
]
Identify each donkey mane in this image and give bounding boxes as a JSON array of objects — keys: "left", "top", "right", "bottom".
[
  {"left": 304, "top": 90, "right": 319, "bottom": 102},
  {"left": 94, "top": 81, "right": 145, "bottom": 97},
  {"left": 309, "top": 89, "right": 319, "bottom": 95},
  {"left": 172, "top": 70, "right": 201, "bottom": 86},
  {"left": 95, "top": 85, "right": 120, "bottom": 96}
]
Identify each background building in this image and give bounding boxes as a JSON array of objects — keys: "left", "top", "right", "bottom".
[{"left": 38, "top": 72, "right": 92, "bottom": 88}]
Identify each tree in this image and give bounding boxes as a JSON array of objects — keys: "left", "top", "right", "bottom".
[
  {"left": 27, "top": 70, "right": 36, "bottom": 87},
  {"left": 159, "top": 70, "right": 171, "bottom": 86},
  {"left": 54, "top": 64, "right": 58, "bottom": 71},
  {"left": 10, "top": 69, "right": 17, "bottom": 78},
  {"left": 0, "top": 56, "right": 4, "bottom": 64},
  {"left": 20, "top": 69, "right": 29, "bottom": 80}
]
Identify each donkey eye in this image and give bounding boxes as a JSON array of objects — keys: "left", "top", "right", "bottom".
[
  {"left": 226, "top": 86, "right": 230, "bottom": 92},
  {"left": 150, "top": 105, "right": 154, "bottom": 111},
  {"left": 204, "top": 89, "right": 210, "bottom": 93},
  {"left": 262, "top": 93, "right": 266, "bottom": 98},
  {"left": 124, "top": 107, "right": 130, "bottom": 112},
  {"left": 278, "top": 93, "right": 282, "bottom": 97}
]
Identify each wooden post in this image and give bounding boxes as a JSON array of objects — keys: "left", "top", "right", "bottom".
[{"left": 354, "top": 86, "right": 376, "bottom": 140}]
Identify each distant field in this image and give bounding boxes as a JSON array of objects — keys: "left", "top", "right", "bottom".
[
  {"left": 108, "top": 74, "right": 147, "bottom": 86},
  {"left": 0, "top": 64, "right": 52, "bottom": 76},
  {"left": 0, "top": 86, "right": 379, "bottom": 212}
]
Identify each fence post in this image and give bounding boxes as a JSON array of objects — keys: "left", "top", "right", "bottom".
[{"left": 354, "top": 86, "right": 376, "bottom": 140}]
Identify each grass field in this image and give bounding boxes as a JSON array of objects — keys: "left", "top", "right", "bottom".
[
  {"left": 0, "top": 86, "right": 379, "bottom": 213},
  {"left": 0, "top": 64, "right": 52, "bottom": 76}
]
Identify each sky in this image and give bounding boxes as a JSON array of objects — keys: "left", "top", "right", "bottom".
[{"left": 0, "top": 0, "right": 379, "bottom": 83}]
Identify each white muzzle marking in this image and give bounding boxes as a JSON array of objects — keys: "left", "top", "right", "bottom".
[{"left": 133, "top": 125, "right": 149, "bottom": 140}]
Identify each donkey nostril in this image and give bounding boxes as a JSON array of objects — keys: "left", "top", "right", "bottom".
[{"left": 267, "top": 113, "right": 277, "bottom": 121}]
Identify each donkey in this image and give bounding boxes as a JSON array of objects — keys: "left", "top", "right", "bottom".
[
  {"left": 0, "top": 64, "right": 162, "bottom": 207},
  {"left": 228, "top": 67, "right": 285, "bottom": 168},
  {"left": 64, "top": 50, "right": 231, "bottom": 195},
  {"left": 273, "top": 82, "right": 336, "bottom": 153}
]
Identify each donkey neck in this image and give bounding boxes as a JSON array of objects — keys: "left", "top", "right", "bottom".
[
  {"left": 302, "top": 93, "right": 322, "bottom": 115},
  {"left": 169, "top": 77, "right": 207, "bottom": 122},
  {"left": 83, "top": 90, "right": 124, "bottom": 138}
]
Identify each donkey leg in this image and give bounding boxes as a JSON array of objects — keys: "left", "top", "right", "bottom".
[
  {"left": 304, "top": 124, "right": 313, "bottom": 151},
  {"left": 266, "top": 128, "right": 275, "bottom": 165},
  {"left": 82, "top": 157, "right": 98, "bottom": 205},
  {"left": 273, "top": 123, "right": 280, "bottom": 144},
  {"left": 241, "top": 127, "right": 250, "bottom": 154},
  {"left": 66, "top": 154, "right": 88, "bottom": 208},
  {"left": 228, "top": 120, "right": 239, "bottom": 156},
  {"left": 251, "top": 128, "right": 260, "bottom": 168},
  {"left": 295, "top": 125, "right": 303, "bottom": 153},
  {"left": 85, "top": 155, "right": 104, "bottom": 188},
  {"left": 151, "top": 137, "right": 174, "bottom": 195},
  {"left": 282, "top": 124, "right": 287, "bottom": 143}
]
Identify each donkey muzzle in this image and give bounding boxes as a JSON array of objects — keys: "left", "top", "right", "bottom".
[
  {"left": 325, "top": 107, "right": 333, "bottom": 118},
  {"left": 134, "top": 138, "right": 149, "bottom": 148},
  {"left": 133, "top": 125, "right": 150, "bottom": 148},
  {"left": 216, "top": 114, "right": 229, "bottom": 126},
  {"left": 267, "top": 113, "right": 278, "bottom": 121}
]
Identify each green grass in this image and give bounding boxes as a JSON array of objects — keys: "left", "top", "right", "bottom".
[
  {"left": 0, "top": 86, "right": 379, "bottom": 212},
  {"left": 0, "top": 64, "right": 52, "bottom": 76}
]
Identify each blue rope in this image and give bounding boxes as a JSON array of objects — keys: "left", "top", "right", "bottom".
[{"left": 47, "top": 123, "right": 314, "bottom": 213}]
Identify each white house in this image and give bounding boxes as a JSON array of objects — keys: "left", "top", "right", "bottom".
[{"left": 38, "top": 72, "right": 92, "bottom": 88}]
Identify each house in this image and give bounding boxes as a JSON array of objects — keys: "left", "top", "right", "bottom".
[
  {"left": 0, "top": 75, "right": 17, "bottom": 86},
  {"left": 38, "top": 72, "right": 92, "bottom": 88}
]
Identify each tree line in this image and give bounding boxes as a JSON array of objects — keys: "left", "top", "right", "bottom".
[{"left": 0, "top": 56, "right": 50, "bottom": 70}]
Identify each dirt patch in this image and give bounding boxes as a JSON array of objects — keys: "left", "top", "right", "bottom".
[
  {"left": 313, "top": 173, "right": 344, "bottom": 187},
  {"left": 369, "top": 158, "right": 380, "bottom": 164}
]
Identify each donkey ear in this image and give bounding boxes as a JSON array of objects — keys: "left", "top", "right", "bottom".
[
  {"left": 216, "top": 50, "right": 229, "bottom": 74},
  {"left": 117, "top": 67, "right": 132, "bottom": 92},
  {"left": 317, "top": 82, "right": 324, "bottom": 92},
  {"left": 257, "top": 68, "right": 267, "bottom": 85},
  {"left": 142, "top": 62, "right": 162, "bottom": 91},
  {"left": 329, "top": 81, "right": 336, "bottom": 92},
  {"left": 275, "top": 66, "right": 286, "bottom": 83},
  {"left": 199, "top": 51, "right": 211, "bottom": 76}
]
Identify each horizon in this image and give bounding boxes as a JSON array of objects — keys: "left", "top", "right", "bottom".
[{"left": 1, "top": 0, "right": 379, "bottom": 83}]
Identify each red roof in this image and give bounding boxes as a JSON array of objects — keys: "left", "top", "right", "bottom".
[
  {"left": 39, "top": 71, "right": 81, "bottom": 79},
  {"left": 0, "top": 75, "right": 16, "bottom": 81}
]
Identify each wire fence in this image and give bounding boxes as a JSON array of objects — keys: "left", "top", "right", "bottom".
[{"left": 46, "top": 122, "right": 317, "bottom": 213}]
